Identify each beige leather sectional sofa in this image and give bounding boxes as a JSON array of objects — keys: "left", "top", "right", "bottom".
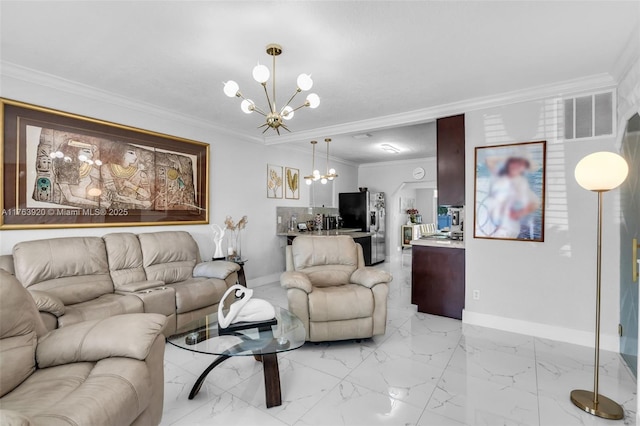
[
  {"left": 0, "top": 269, "right": 166, "bottom": 426},
  {"left": 0, "top": 230, "right": 240, "bottom": 337}
]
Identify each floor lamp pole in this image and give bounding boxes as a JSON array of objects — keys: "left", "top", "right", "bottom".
[{"left": 570, "top": 190, "right": 624, "bottom": 420}]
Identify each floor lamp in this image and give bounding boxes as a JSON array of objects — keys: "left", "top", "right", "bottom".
[{"left": 572, "top": 151, "right": 629, "bottom": 420}]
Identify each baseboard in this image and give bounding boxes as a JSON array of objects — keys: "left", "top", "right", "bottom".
[
  {"left": 246, "top": 272, "right": 282, "bottom": 288},
  {"left": 462, "top": 309, "right": 620, "bottom": 353}
]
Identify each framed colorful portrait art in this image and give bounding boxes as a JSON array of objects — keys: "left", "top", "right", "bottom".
[
  {"left": 473, "top": 141, "right": 546, "bottom": 242},
  {"left": 1, "top": 99, "right": 209, "bottom": 229}
]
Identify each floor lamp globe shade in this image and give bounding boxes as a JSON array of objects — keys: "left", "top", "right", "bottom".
[{"left": 575, "top": 152, "right": 629, "bottom": 191}]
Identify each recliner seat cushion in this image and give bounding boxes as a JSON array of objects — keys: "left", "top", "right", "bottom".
[
  {"left": 57, "top": 294, "right": 143, "bottom": 328},
  {"left": 0, "top": 358, "right": 151, "bottom": 426},
  {"left": 166, "top": 278, "right": 228, "bottom": 314},
  {"left": 12, "top": 237, "right": 113, "bottom": 304},
  {"left": 308, "top": 284, "right": 374, "bottom": 322},
  {"left": 138, "top": 232, "right": 199, "bottom": 284}
]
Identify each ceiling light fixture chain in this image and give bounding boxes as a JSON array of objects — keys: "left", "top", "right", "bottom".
[{"left": 223, "top": 43, "right": 320, "bottom": 135}]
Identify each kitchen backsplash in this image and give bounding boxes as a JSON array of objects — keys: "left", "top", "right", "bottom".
[{"left": 276, "top": 206, "right": 339, "bottom": 234}]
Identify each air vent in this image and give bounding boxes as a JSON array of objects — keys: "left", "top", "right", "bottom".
[{"left": 563, "top": 91, "right": 614, "bottom": 140}]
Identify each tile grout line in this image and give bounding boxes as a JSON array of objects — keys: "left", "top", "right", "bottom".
[{"left": 415, "top": 326, "right": 465, "bottom": 425}]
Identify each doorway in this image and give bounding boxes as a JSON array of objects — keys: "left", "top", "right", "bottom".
[{"left": 620, "top": 113, "right": 640, "bottom": 376}]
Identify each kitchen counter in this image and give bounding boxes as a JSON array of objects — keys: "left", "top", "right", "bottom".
[
  {"left": 279, "top": 229, "right": 375, "bottom": 265},
  {"left": 411, "top": 237, "right": 465, "bottom": 249},
  {"left": 277, "top": 229, "right": 372, "bottom": 238}
]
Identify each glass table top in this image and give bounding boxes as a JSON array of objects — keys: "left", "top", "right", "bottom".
[{"left": 168, "top": 306, "right": 305, "bottom": 357}]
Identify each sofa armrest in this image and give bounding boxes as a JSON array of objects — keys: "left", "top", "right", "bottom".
[
  {"left": 36, "top": 313, "right": 166, "bottom": 368},
  {"left": 280, "top": 271, "right": 313, "bottom": 293},
  {"left": 193, "top": 261, "right": 240, "bottom": 279},
  {"left": 29, "top": 290, "right": 65, "bottom": 317},
  {"left": 350, "top": 268, "right": 393, "bottom": 288},
  {"left": 114, "top": 280, "right": 165, "bottom": 293},
  {"left": 0, "top": 254, "right": 15, "bottom": 274}
]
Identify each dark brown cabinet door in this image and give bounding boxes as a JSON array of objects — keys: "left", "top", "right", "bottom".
[
  {"left": 437, "top": 114, "right": 465, "bottom": 206},
  {"left": 411, "top": 245, "right": 465, "bottom": 319}
]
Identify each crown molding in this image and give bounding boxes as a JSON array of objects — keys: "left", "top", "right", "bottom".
[
  {"left": 264, "top": 73, "right": 617, "bottom": 145},
  {"left": 358, "top": 156, "right": 436, "bottom": 168},
  {"left": 0, "top": 61, "right": 265, "bottom": 145},
  {"left": 611, "top": 25, "right": 640, "bottom": 82},
  {"left": 2, "top": 61, "right": 618, "bottom": 152}
]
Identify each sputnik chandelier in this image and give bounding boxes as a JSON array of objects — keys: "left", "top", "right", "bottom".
[
  {"left": 223, "top": 43, "right": 320, "bottom": 135},
  {"left": 304, "top": 138, "right": 338, "bottom": 185}
]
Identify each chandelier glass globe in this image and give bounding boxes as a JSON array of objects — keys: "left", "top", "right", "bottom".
[
  {"left": 297, "top": 74, "right": 313, "bottom": 91},
  {"left": 252, "top": 63, "right": 270, "bottom": 83},
  {"left": 223, "top": 81, "right": 239, "bottom": 98}
]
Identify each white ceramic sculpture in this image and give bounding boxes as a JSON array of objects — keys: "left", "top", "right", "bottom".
[
  {"left": 218, "top": 285, "right": 276, "bottom": 328},
  {"left": 211, "top": 223, "right": 225, "bottom": 259}
]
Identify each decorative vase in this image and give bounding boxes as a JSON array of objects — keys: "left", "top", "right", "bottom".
[
  {"left": 410, "top": 214, "right": 416, "bottom": 224},
  {"left": 226, "top": 229, "right": 242, "bottom": 261}
]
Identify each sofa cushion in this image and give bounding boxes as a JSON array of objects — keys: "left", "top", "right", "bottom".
[
  {"left": 0, "top": 358, "right": 151, "bottom": 426},
  {"left": 165, "top": 278, "right": 228, "bottom": 314},
  {"left": 0, "top": 271, "right": 38, "bottom": 398},
  {"left": 13, "top": 237, "right": 113, "bottom": 305},
  {"left": 308, "top": 284, "right": 374, "bottom": 322},
  {"left": 103, "top": 233, "right": 147, "bottom": 289},
  {"left": 292, "top": 236, "right": 358, "bottom": 286},
  {"left": 138, "top": 232, "right": 199, "bottom": 284},
  {"left": 57, "top": 294, "right": 144, "bottom": 328}
]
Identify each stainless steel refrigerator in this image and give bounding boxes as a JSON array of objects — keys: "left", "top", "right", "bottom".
[{"left": 339, "top": 191, "right": 386, "bottom": 265}]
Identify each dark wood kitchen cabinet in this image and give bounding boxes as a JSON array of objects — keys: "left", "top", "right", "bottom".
[
  {"left": 437, "top": 114, "right": 465, "bottom": 206},
  {"left": 411, "top": 244, "right": 465, "bottom": 319}
]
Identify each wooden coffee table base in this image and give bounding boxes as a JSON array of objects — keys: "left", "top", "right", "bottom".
[{"left": 188, "top": 353, "right": 282, "bottom": 408}]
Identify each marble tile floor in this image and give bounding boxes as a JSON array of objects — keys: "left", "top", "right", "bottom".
[{"left": 161, "top": 257, "right": 637, "bottom": 426}]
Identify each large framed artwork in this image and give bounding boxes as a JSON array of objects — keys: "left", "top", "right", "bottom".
[
  {"left": 267, "top": 164, "right": 283, "bottom": 199},
  {"left": 1, "top": 99, "right": 209, "bottom": 229},
  {"left": 474, "top": 141, "right": 546, "bottom": 242},
  {"left": 284, "top": 167, "right": 299, "bottom": 200}
]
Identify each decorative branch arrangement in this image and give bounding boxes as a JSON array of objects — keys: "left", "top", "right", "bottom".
[{"left": 224, "top": 215, "right": 248, "bottom": 261}]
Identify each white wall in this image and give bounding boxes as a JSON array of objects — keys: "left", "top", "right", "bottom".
[
  {"left": 462, "top": 97, "right": 622, "bottom": 351},
  {"left": 358, "top": 157, "right": 437, "bottom": 255},
  {"left": 415, "top": 188, "right": 435, "bottom": 224},
  {"left": 0, "top": 71, "right": 358, "bottom": 286}
]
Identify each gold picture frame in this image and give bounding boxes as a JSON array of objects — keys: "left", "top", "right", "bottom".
[
  {"left": 1, "top": 99, "right": 209, "bottom": 229},
  {"left": 285, "top": 167, "right": 300, "bottom": 200},
  {"left": 267, "top": 164, "right": 283, "bottom": 199}
]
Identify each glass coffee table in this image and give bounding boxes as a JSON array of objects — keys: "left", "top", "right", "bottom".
[{"left": 168, "top": 306, "right": 305, "bottom": 408}]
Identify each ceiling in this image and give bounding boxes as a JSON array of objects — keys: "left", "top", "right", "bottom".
[
  {"left": 295, "top": 122, "right": 437, "bottom": 165},
  {"left": 1, "top": 1, "right": 638, "bottom": 163}
]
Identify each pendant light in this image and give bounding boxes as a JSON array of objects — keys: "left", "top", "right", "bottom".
[{"left": 304, "top": 138, "right": 338, "bottom": 185}]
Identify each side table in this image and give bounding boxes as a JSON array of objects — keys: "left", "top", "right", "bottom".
[{"left": 213, "top": 257, "right": 247, "bottom": 287}]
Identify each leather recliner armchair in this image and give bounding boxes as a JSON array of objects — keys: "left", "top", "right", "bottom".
[
  {"left": 280, "top": 236, "right": 392, "bottom": 342},
  {"left": 0, "top": 270, "right": 166, "bottom": 426}
]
